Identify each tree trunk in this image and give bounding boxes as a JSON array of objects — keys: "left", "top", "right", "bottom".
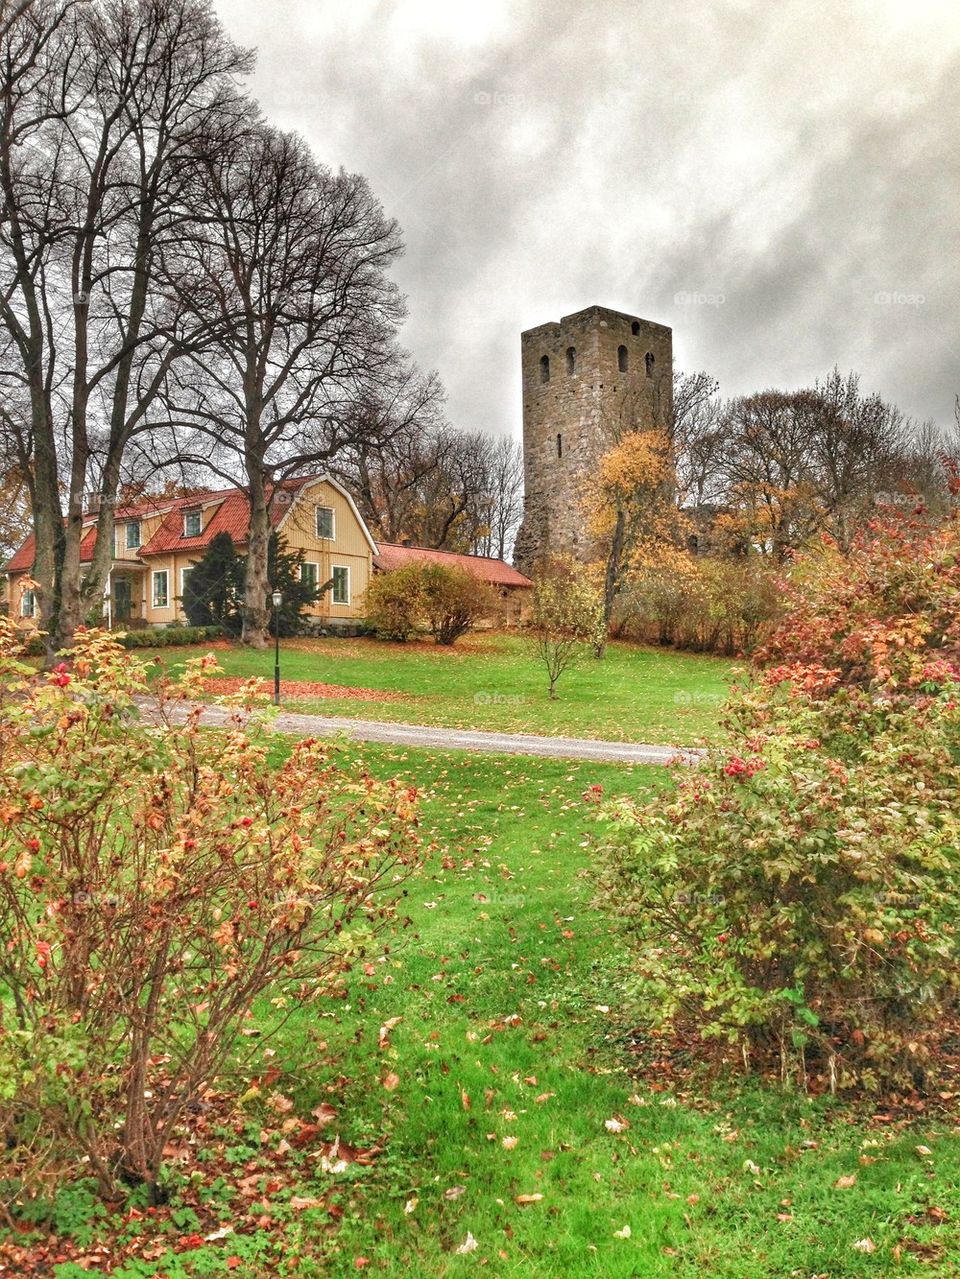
[
  {"left": 597, "top": 509, "right": 625, "bottom": 659},
  {"left": 242, "top": 466, "right": 270, "bottom": 648},
  {"left": 56, "top": 436, "right": 90, "bottom": 650},
  {"left": 31, "top": 438, "right": 62, "bottom": 663}
]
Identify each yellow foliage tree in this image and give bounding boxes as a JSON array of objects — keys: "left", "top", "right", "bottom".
[{"left": 583, "top": 430, "right": 687, "bottom": 652}]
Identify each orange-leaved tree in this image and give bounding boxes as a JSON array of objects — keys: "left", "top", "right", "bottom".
[
  {"left": 583, "top": 429, "right": 685, "bottom": 654},
  {"left": 0, "top": 626, "right": 420, "bottom": 1199}
]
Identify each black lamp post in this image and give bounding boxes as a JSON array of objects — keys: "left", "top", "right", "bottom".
[{"left": 272, "top": 589, "right": 283, "bottom": 705}]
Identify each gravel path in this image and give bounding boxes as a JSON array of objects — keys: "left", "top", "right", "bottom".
[{"left": 155, "top": 699, "right": 704, "bottom": 766}]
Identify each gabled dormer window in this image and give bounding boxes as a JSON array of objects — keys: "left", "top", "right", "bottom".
[{"left": 183, "top": 508, "right": 202, "bottom": 538}]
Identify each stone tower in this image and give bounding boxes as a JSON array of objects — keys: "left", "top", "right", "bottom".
[{"left": 512, "top": 305, "right": 673, "bottom": 575}]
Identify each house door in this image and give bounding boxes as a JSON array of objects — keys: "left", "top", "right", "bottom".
[{"left": 114, "top": 577, "right": 132, "bottom": 624}]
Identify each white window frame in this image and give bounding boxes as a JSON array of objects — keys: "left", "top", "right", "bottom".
[
  {"left": 300, "top": 560, "right": 320, "bottom": 592},
  {"left": 315, "top": 505, "right": 335, "bottom": 540},
  {"left": 21, "top": 588, "right": 36, "bottom": 618},
  {"left": 180, "top": 567, "right": 194, "bottom": 599},
  {"left": 125, "top": 519, "right": 142, "bottom": 550},
  {"left": 183, "top": 508, "right": 202, "bottom": 538},
  {"left": 331, "top": 565, "right": 350, "bottom": 605},
  {"left": 151, "top": 570, "right": 169, "bottom": 609}
]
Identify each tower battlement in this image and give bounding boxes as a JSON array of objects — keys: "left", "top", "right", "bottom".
[{"left": 512, "top": 305, "right": 673, "bottom": 575}]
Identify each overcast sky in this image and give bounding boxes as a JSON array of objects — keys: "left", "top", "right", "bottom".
[{"left": 214, "top": 0, "right": 959, "bottom": 440}]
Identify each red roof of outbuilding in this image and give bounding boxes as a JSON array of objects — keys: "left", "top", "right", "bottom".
[{"left": 373, "top": 543, "right": 532, "bottom": 588}]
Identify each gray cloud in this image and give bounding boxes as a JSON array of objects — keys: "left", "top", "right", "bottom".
[{"left": 214, "top": 0, "right": 960, "bottom": 436}]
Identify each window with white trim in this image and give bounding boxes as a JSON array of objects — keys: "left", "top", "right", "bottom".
[
  {"left": 21, "top": 589, "right": 36, "bottom": 618},
  {"left": 315, "top": 505, "right": 335, "bottom": 539},
  {"left": 183, "top": 508, "right": 202, "bottom": 538},
  {"left": 331, "top": 565, "right": 350, "bottom": 605},
  {"left": 300, "top": 561, "right": 319, "bottom": 593},
  {"left": 125, "top": 519, "right": 141, "bottom": 549},
  {"left": 180, "top": 567, "right": 194, "bottom": 599},
  {"left": 152, "top": 570, "right": 169, "bottom": 608}
]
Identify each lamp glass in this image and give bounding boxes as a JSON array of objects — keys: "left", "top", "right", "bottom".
[{"left": 271, "top": 590, "right": 283, "bottom": 607}]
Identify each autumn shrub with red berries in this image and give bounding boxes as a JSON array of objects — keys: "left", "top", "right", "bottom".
[
  {"left": 600, "top": 507, "right": 960, "bottom": 1092},
  {"left": 0, "top": 624, "right": 419, "bottom": 1199}
]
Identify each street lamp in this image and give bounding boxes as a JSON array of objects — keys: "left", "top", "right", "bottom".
[{"left": 271, "top": 589, "right": 283, "bottom": 705}]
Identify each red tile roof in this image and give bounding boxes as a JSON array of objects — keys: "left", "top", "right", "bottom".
[
  {"left": 137, "top": 488, "right": 291, "bottom": 556},
  {"left": 373, "top": 543, "right": 532, "bottom": 588},
  {"left": 5, "top": 478, "right": 315, "bottom": 573}
]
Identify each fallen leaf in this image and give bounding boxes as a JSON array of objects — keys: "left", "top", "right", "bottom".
[
  {"left": 502, "top": 1136, "right": 518, "bottom": 1150},
  {"left": 290, "top": 1196, "right": 326, "bottom": 1211},
  {"left": 835, "top": 1173, "right": 857, "bottom": 1189},
  {"left": 743, "top": 1160, "right": 761, "bottom": 1176},
  {"left": 613, "top": 1224, "right": 631, "bottom": 1238},
  {"left": 605, "top": 1115, "right": 630, "bottom": 1133},
  {"left": 404, "top": 1197, "right": 418, "bottom": 1215},
  {"left": 382, "top": 1071, "right": 400, "bottom": 1092},
  {"left": 378, "top": 1016, "right": 402, "bottom": 1048},
  {"left": 461, "top": 1089, "right": 471, "bottom": 1111},
  {"left": 204, "top": 1226, "right": 234, "bottom": 1241},
  {"left": 455, "top": 1232, "right": 478, "bottom": 1254},
  {"left": 515, "top": 1193, "right": 545, "bottom": 1204},
  {"left": 852, "top": 1238, "right": 876, "bottom": 1253},
  {"left": 444, "top": 1185, "right": 467, "bottom": 1201}
]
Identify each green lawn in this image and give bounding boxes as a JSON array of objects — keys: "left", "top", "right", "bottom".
[
  {"left": 146, "top": 632, "right": 739, "bottom": 744},
  {"left": 39, "top": 742, "right": 960, "bottom": 1278}
]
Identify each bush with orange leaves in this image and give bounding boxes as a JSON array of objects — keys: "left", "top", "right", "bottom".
[
  {"left": 0, "top": 624, "right": 419, "bottom": 1200},
  {"left": 756, "top": 504, "right": 960, "bottom": 696}
]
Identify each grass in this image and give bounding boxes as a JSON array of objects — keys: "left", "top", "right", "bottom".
[
  {"left": 37, "top": 740, "right": 960, "bottom": 1278},
  {"left": 144, "top": 632, "right": 739, "bottom": 744}
]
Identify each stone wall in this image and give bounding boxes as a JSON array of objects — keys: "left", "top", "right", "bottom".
[{"left": 513, "top": 305, "right": 673, "bottom": 576}]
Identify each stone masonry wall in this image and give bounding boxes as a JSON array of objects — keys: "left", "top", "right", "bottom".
[{"left": 513, "top": 305, "right": 673, "bottom": 576}]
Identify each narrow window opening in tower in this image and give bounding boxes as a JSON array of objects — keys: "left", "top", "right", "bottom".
[
  {"left": 566, "top": 346, "right": 576, "bottom": 375},
  {"left": 645, "top": 351, "right": 655, "bottom": 377},
  {"left": 539, "top": 354, "right": 550, "bottom": 384},
  {"left": 631, "top": 321, "right": 640, "bottom": 336},
  {"left": 556, "top": 433, "right": 562, "bottom": 459},
  {"left": 617, "top": 345, "right": 628, "bottom": 373}
]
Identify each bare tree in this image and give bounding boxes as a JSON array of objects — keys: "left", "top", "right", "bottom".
[
  {"left": 474, "top": 434, "right": 523, "bottom": 561},
  {"left": 669, "top": 369, "right": 725, "bottom": 509},
  {"left": 342, "top": 420, "right": 520, "bottom": 557},
  {"left": 0, "top": 0, "right": 250, "bottom": 650},
  {"left": 334, "top": 374, "right": 448, "bottom": 544},
  {"left": 160, "top": 119, "right": 406, "bottom": 646}
]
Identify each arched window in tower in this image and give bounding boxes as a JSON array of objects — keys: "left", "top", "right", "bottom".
[
  {"left": 556, "top": 433, "right": 563, "bottom": 459},
  {"left": 617, "top": 345, "right": 628, "bottom": 373},
  {"left": 566, "top": 346, "right": 576, "bottom": 375},
  {"left": 631, "top": 321, "right": 640, "bottom": 336},
  {"left": 539, "top": 354, "right": 550, "bottom": 384},
  {"left": 645, "top": 351, "right": 655, "bottom": 378}
]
